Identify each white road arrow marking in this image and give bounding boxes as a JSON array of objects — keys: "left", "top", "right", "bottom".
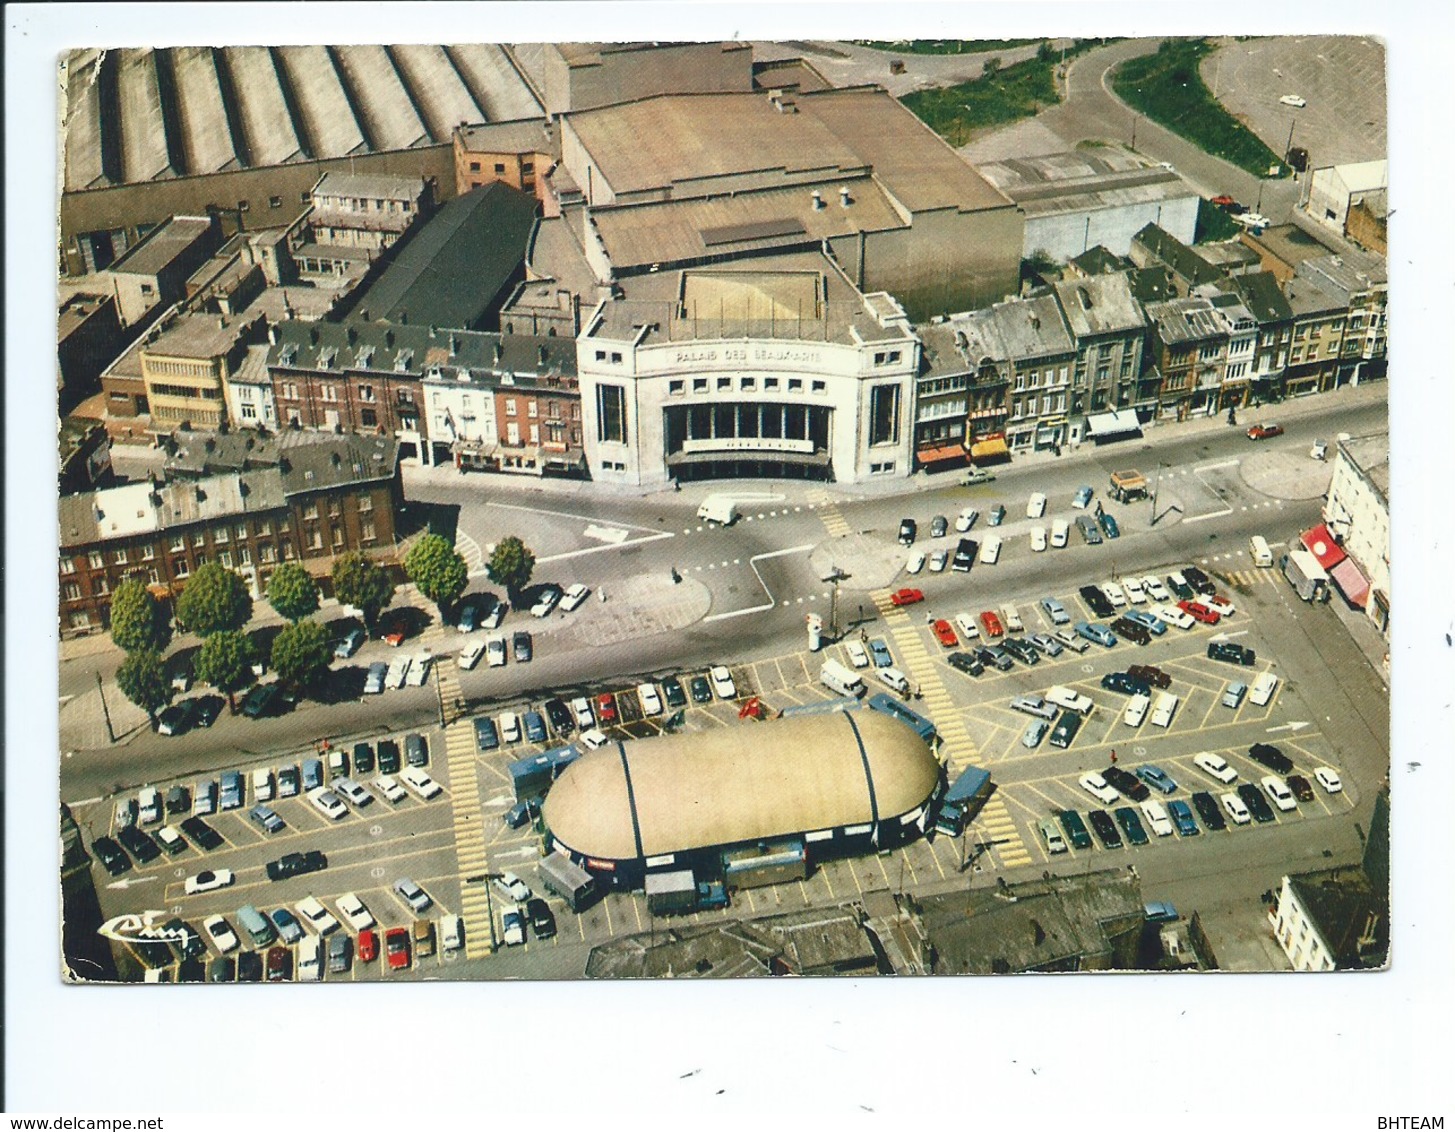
[
  {"left": 106, "top": 876, "right": 158, "bottom": 890},
  {"left": 582, "top": 524, "right": 629, "bottom": 544},
  {"left": 1208, "top": 629, "right": 1251, "bottom": 641},
  {"left": 484, "top": 793, "right": 513, "bottom": 808},
  {"left": 497, "top": 845, "right": 541, "bottom": 860},
  {"left": 1267, "top": 721, "right": 1311, "bottom": 733}
]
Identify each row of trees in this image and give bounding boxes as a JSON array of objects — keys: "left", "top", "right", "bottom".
[{"left": 107, "top": 532, "right": 533, "bottom": 727}]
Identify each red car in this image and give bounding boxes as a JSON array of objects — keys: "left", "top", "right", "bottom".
[
  {"left": 357, "top": 928, "right": 378, "bottom": 963},
  {"left": 932, "top": 619, "right": 959, "bottom": 648},
  {"left": 979, "top": 610, "right": 1004, "bottom": 639},
  {"left": 596, "top": 693, "right": 618, "bottom": 725},
  {"left": 889, "top": 588, "right": 925, "bottom": 607},
  {"left": 379, "top": 613, "right": 407, "bottom": 646},
  {"left": 1210, "top": 194, "right": 1237, "bottom": 208},
  {"left": 1246, "top": 423, "right": 1284, "bottom": 441},
  {"left": 1178, "top": 599, "right": 1221, "bottom": 625},
  {"left": 385, "top": 927, "right": 411, "bottom": 970}
]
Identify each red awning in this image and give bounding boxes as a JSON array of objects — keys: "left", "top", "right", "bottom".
[
  {"left": 917, "top": 443, "right": 968, "bottom": 464},
  {"left": 1329, "top": 557, "right": 1370, "bottom": 608},
  {"left": 1300, "top": 524, "right": 1347, "bottom": 570}
]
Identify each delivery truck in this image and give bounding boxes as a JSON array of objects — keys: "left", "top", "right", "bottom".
[
  {"left": 538, "top": 850, "right": 597, "bottom": 911},
  {"left": 1282, "top": 549, "right": 1329, "bottom": 602},
  {"left": 697, "top": 495, "right": 739, "bottom": 525}
]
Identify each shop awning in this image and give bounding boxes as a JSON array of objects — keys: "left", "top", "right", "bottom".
[
  {"left": 1085, "top": 409, "right": 1144, "bottom": 443},
  {"left": 1300, "top": 524, "right": 1347, "bottom": 571},
  {"left": 916, "top": 443, "right": 969, "bottom": 465},
  {"left": 968, "top": 435, "right": 1009, "bottom": 460},
  {"left": 1329, "top": 557, "right": 1370, "bottom": 608}
]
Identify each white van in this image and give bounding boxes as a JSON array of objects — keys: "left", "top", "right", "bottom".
[
  {"left": 980, "top": 536, "right": 1002, "bottom": 565},
  {"left": 1122, "top": 693, "right": 1150, "bottom": 727},
  {"left": 1249, "top": 535, "right": 1273, "bottom": 568},
  {"left": 1150, "top": 691, "right": 1179, "bottom": 728},
  {"left": 820, "top": 659, "right": 866, "bottom": 698},
  {"left": 878, "top": 667, "right": 910, "bottom": 695},
  {"left": 1000, "top": 603, "right": 1024, "bottom": 633},
  {"left": 1045, "top": 685, "right": 1093, "bottom": 715},
  {"left": 137, "top": 786, "right": 162, "bottom": 825},
  {"left": 298, "top": 936, "right": 323, "bottom": 982},
  {"left": 1140, "top": 800, "right": 1174, "bottom": 837},
  {"left": 1249, "top": 671, "right": 1280, "bottom": 706},
  {"left": 697, "top": 495, "right": 738, "bottom": 525},
  {"left": 1050, "top": 519, "right": 1070, "bottom": 549},
  {"left": 251, "top": 768, "right": 274, "bottom": 803},
  {"left": 327, "top": 749, "right": 348, "bottom": 779},
  {"left": 440, "top": 913, "right": 465, "bottom": 952}
]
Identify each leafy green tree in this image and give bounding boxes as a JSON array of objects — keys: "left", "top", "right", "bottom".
[
  {"left": 266, "top": 562, "right": 320, "bottom": 623},
  {"left": 486, "top": 535, "right": 536, "bottom": 607},
  {"left": 174, "top": 561, "right": 252, "bottom": 637},
  {"left": 193, "top": 629, "right": 257, "bottom": 712},
  {"left": 269, "top": 619, "right": 332, "bottom": 695},
  {"left": 109, "top": 579, "right": 171, "bottom": 653},
  {"left": 116, "top": 649, "right": 172, "bottom": 723},
  {"left": 405, "top": 533, "right": 468, "bottom": 616},
  {"left": 331, "top": 551, "right": 396, "bottom": 631}
]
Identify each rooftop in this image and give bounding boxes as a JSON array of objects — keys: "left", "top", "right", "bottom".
[
  {"left": 948, "top": 291, "right": 1076, "bottom": 364},
  {"left": 1315, "top": 158, "right": 1389, "bottom": 195},
  {"left": 58, "top": 292, "right": 116, "bottom": 339},
  {"left": 544, "top": 710, "right": 940, "bottom": 862},
  {"left": 1050, "top": 271, "right": 1146, "bottom": 338},
  {"left": 455, "top": 117, "right": 554, "bottom": 153},
  {"left": 1133, "top": 223, "right": 1221, "bottom": 289},
  {"left": 979, "top": 152, "right": 1194, "bottom": 218},
  {"left": 1228, "top": 271, "right": 1294, "bottom": 324},
  {"left": 564, "top": 87, "right": 1011, "bottom": 215},
  {"left": 1338, "top": 431, "right": 1390, "bottom": 499},
  {"left": 751, "top": 56, "right": 834, "bottom": 94},
  {"left": 161, "top": 428, "right": 400, "bottom": 496},
  {"left": 1287, "top": 866, "right": 1388, "bottom": 969},
  {"left": 1068, "top": 245, "right": 1129, "bottom": 277},
  {"left": 59, "top": 469, "right": 287, "bottom": 548},
  {"left": 108, "top": 215, "right": 215, "bottom": 278},
  {"left": 587, "top": 175, "right": 905, "bottom": 270},
  {"left": 311, "top": 171, "right": 427, "bottom": 202},
  {"left": 350, "top": 181, "right": 538, "bottom": 330},
  {"left": 140, "top": 309, "right": 260, "bottom": 361},
  {"left": 585, "top": 250, "right": 914, "bottom": 348},
  {"left": 1143, "top": 295, "right": 1228, "bottom": 344},
  {"left": 1295, "top": 251, "right": 1388, "bottom": 301}
]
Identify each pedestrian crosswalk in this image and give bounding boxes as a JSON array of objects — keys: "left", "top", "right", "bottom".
[
  {"left": 405, "top": 587, "right": 493, "bottom": 956},
  {"left": 869, "top": 588, "right": 1032, "bottom": 871}
]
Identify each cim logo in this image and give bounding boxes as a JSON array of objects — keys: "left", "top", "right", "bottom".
[{"left": 97, "top": 910, "right": 190, "bottom": 945}]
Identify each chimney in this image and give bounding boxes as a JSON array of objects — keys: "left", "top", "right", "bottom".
[
  {"left": 348, "top": 326, "right": 357, "bottom": 344},
  {"left": 538, "top": 345, "right": 548, "bottom": 367},
  {"left": 331, "top": 451, "right": 342, "bottom": 467},
  {"left": 385, "top": 330, "right": 394, "bottom": 349},
  {"left": 267, "top": 324, "right": 278, "bottom": 345},
  {"left": 810, "top": 190, "right": 824, "bottom": 211},
  {"left": 399, "top": 309, "right": 408, "bottom": 325},
  {"left": 310, "top": 327, "right": 320, "bottom": 345},
  {"left": 839, "top": 187, "right": 851, "bottom": 207},
  {"left": 495, "top": 342, "right": 505, "bottom": 365}
]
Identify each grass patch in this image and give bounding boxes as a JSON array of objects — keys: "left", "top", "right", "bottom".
[
  {"left": 852, "top": 39, "right": 1044, "bottom": 56},
  {"left": 900, "top": 39, "right": 1110, "bottom": 146},
  {"left": 1195, "top": 199, "right": 1243, "bottom": 243},
  {"left": 1112, "top": 39, "right": 1288, "bottom": 179}
]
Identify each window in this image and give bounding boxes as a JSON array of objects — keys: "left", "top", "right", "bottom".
[
  {"left": 269, "top": 195, "right": 283, "bottom": 209},
  {"left": 257, "top": 519, "right": 271, "bottom": 536},
  {"left": 764, "top": 377, "right": 779, "bottom": 391},
  {"left": 717, "top": 377, "right": 731, "bottom": 391},
  {"left": 61, "top": 557, "right": 77, "bottom": 575},
  {"left": 669, "top": 380, "right": 684, "bottom": 395},
  {"left": 595, "top": 350, "right": 607, "bottom": 362},
  {"left": 238, "top": 199, "right": 250, "bottom": 212},
  {"left": 113, "top": 548, "right": 128, "bottom": 565},
  {"left": 358, "top": 494, "right": 373, "bottom": 513},
  {"left": 596, "top": 384, "right": 628, "bottom": 445},
  {"left": 811, "top": 380, "right": 826, "bottom": 394},
  {"left": 505, "top": 399, "right": 517, "bottom": 417},
  {"left": 523, "top": 162, "right": 534, "bottom": 174},
  {"left": 788, "top": 378, "right": 803, "bottom": 392},
  {"left": 307, "top": 529, "right": 322, "bottom": 551},
  {"left": 610, "top": 352, "right": 622, "bottom": 364},
  {"left": 282, "top": 382, "right": 299, "bottom": 400},
  {"left": 140, "top": 283, "right": 155, "bottom": 296},
  {"left": 322, "top": 385, "right": 337, "bottom": 403},
  {"left": 218, "top": 551, "right": 232, "bottom": 568},
  {"left": 494, "top": 163, "right": 506, "bottom": 174},
  {"left": 527, "top": 400, "right": 538, "bottom": 419},
  {"left": 361, "top": 519, "right": 376, "bottom": 543},
  {"left": 64, "top": 582, "right": 82, "bottom": 601},
  {"left": 141, "top": 545, "right": 155, "bottom": 561},
  {"left": 692, "top": 378, "right": 707, "bottom": 393},
  {"left": 868, "top": 384, "right": 901, "bottom": 447},
  {"left": 741, "top": 377, "right": 756, "bottom": 391},
  {"left": 359, "top": 385, "right": 375, "bottom": 402},
  {"left": 529, "top": 424, "right": 540, "bottom": 445},
  {"left": 240, "top": 547, "right": 252, "bottom": 566},
  {"left": 469, "top": 161, "right": 481, "bottom": 172},
  {"left": 214, "top": 526, "right": 229, "bottom": 543},
  {"left": 260, "top": 544, "right": 275, "bottom": 564},
  {"left": 327, "top": 499, "right": 341, "bottom": 518},
  {"left": 397, "top": 389, "right": 414, "bottom": 405},
  {"left": 235, "top": 523, "right": 248, "bottom": 540},
  {"left": 173, "top": 559, "right": 190, "bottom": 578},
  {"left": 331, "top": 524, "right": 344, "bottom": 547},
  {"left": 361, "top": 408, "right": 378, "bottom": 428},
  {"left": 282, "top": 542, "right": 295, "bottom": 560}
]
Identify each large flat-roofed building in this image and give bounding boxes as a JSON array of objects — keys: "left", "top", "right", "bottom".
[
  {"left": 557, "top": 86, "right": 1023, "bottom": 320},
  {"left": 544, "top": 710, "right": 942, "bottom": 891},
  {"left": 1321, "top": 431, "right": 1390, "bottom": 633},
  {"left": 538, "top": 41, "right": 754, "bottom": 116},
  {"left": 578, "top": 252, "right": 919, "bottom": 486},
  {"left": 106, "top": 214, "right": 223, "bottom": 329},
  {"left": 978, "top": 152, "right": 1199, "bottom": 263}
]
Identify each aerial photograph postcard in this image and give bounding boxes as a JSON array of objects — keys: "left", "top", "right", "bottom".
[{"left": 56, "top": 34, "right": 1391, "bottom": 984}]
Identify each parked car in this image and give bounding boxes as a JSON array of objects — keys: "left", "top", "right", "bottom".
[
  {"left": 1262, "top": 775, "right": 1298, "bottom": 812},
  {"left": 689, "top": 675, "right": 713, "bottom": 703},
  {"left": 1079, "top": 773, "right": 1119, "bottom": 805},
  {"left": 979, "top": 610, "right": 1004, "bottom": 639},
  {"left": 1248, "top": 742, "right": 1294, "bottom": 775},
  {"left": 1104, "top": 766, "right": 1150, "bottom": 802},
  {"left": 928, "top": 549, "right": 949, "bottom": 573},
  {"left": 249, "top": 804, "right": 285, "bottom": 834},
  {"left": 1114, "top": 807, "right": 1150, "bottom": 846},
  {"left": 951, "top": 538, "right": 978, "bottom": 572},
  {"left": 932, "top": 620, "right": 959, "bottom": 648},
  {"left": 1137, "top": 765, "right": 1178, "bottom": 795},
  {"left": 906, "top": 550, "right": 926, "bottom": 575},
  {"left": 979, "top": 536, "right": 1002, "bottom": 565},
  {"left": 377, "top": 740, "right": 401, "bottom": 775},
  {"left": 1029, "top": 633, "right": 1063, "bottom": 657},
  {"left": 1020, "top": 719, "right": 1049, "bottom": 749},
  {"left": 385, "top": 927, "right": 411, "bottom": 970},
  {"left": 1126, "top": 664, "right": 1172, "bottom": 690},
  {"left": 379, "top": 613, "right": 408, "bottom": 646},
  {"left": 502, "top": 908, "right": 527, "bottom": 947},
  {"left": 545, "top": 698, "right": 575, "bottom": 734},
  {"left": 1166, "top": 572, "right": 1195, "bottom": 601},
  {"left": 1053, "top": 628, "right": 1090, "bottom": 653},
  {"left": 897, "top": 518, "right": 917, "bottom": 546},
  {"left": 1247, "top": 423, "right": 1285, "bottom": 440},
  {"left": 1207, "top": 641, "right": 1256, "bottom": 665},
  {"left": 1222, "top": 792, "right": 1252, "bottom": 825},
  {"left": 1314, "top": 767, "right": 1344, "bottom": 794},
  {"left": 1152, "top": 603, "right": 1195, "bottom": 630},
  {"left": 1179, "top": 600, "right": 1221, "bottom": 625},
  {"left": 1072, "top": 486, "right": 1094, "bottom": 509},
  {"left": 948, "top": 651, "right": 985, "bottom": 678},
  {"left": 1087, "top": 809, "right": 1123, "bottom": 849},
  {"left": 1056, "top": 810, "right": 1093, "bottom": 851},
  {"left": 184, "top": 868, "right": 235, "bottom": 895},
  {"left": 1079, "top": 585, "right": 1115, "bottom": 618},
  {"left": 1050, "top": 519, "right": 1070, "bottom": 548},
  {"left": 307, "top": 786, "right": 347, "bottom": 820},
  {"left": 1041, "top": 597, "right": 1070, "bottom": 625},
  {"left": 1098, "top": 510, "right": 1120, "bottom": 539},
  {"left": 1101, "top": 671, "right": 1151, "bottom": 697},
  {"left": 1110, "top": 617, "right": 1151, "bottom": 646},
  {"left": 91, "top": 836, "right": 130, "bottom": 876},
  {"left": 560, "top": 583, "right": 591, "bottom": 612},
  {"left": 1141, "top": 576, "right": 1172, "bottom": 603},
  {"left": 1076, "top": 515, "right": 1103, "bottom": 545},
  {"left": 524, "top": 710, "right": 548, "bottom": 744},
  {"left": 1279, "top": 93, "right": 1307, "bottom": 107},
  {"left": 1030, "top": 525, "right": 1047, "bottom": 552},
  {"left": 512, "top": 630, "right": 533, "bottom": 663},
  {"left": 1192, "top": 791, "right": 1228, "bottom": 832},
  {"left": 1238, "top": 783, "right": 1277, "bottom": 823},
  {"left": 459, "top": 639, "right": 486, "bottom": 671},
  {"left": 955, "top": 508, "right": 978, "bottom": 533},
  {"left": 499, "top": 712, "right": 523, "bottom": 744},
  {"left": 1124, "top": 610, "right": 1166, "bottom": 636},
  {"left": 1075, "top": 621, "right": 1117, "bottom": 648},
  {"left": 929, "top": 514, "right": 949, "bottom": 539},
  {"left": 493, "top": 871, "right": 533, "bottom": 903},
  {"left": 240, "top": 683, "right": 283, "bottom": 719},
  {"left": 889, "top": 588, "right": 924, "bottom": 607},
  {"left": 1286, "top": 774, "right": 1316, "bottom": 803},
  {"left": 1026, "top": 492, "right": 1047, "bottom": 519},
  {"left": 1182, "top": 566, "right": 1217, "bottom": 596},
  {"left": 988, "top": 504, "right": 1007, "bottom": 526},
  {"left": 375, "top": 776, "right": 407, "bottom": 804},
  {"left": 531, "top": 584, "right": 564, "bottom": 618},
  {"left": 709, "top": 665, "right": 737, "bottom": 699},
  {"left": 393, "top": 877, "right": 433, "bottom": 914},
  {"left": 1194, "top": 752, "right": 1238, "bottom": 784},
  {"left": 157, "top": 699, "right": 200, "bottom": 737},
  {"left": 334, "top": 628, "right": 365, "bottom": 659},
  {"left": 266, "top": 850, "right": 327, "bottom": 882}
]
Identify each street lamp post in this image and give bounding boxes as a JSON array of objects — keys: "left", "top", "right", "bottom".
[{"left": 465, "top": 872, "right": 500, "bottom": 952}]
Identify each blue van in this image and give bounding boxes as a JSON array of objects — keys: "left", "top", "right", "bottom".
[{"left": 219, "top": 771, "right": 245, "bottom": 810}]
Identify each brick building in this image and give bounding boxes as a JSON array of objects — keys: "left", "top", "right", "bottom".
[{"left": 58, "top": 432, "right": 400, "bottom": 638}]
